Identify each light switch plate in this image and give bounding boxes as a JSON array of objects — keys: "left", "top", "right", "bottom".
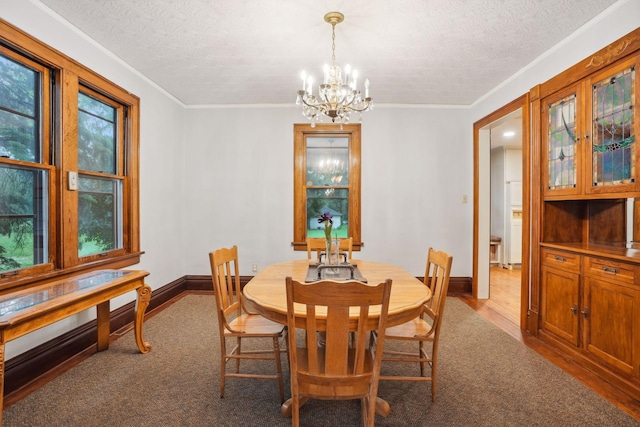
[{"left": 68, "top": 171, "right": 78, "bottom": 190}]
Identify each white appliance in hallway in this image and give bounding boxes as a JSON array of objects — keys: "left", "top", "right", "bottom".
[{"left": 505, "top": 181, "right": 522, "bottom": 267}]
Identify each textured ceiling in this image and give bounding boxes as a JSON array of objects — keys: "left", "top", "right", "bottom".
[{"left": 36, "top": 0, "right": 619, "bottom": 106}]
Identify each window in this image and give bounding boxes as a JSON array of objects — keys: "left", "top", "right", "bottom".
[
  {"left": 77, "top": 89, "right": 124, "bottom": 259},
  {"left": 293, "top": 124, "right": 361, "bottom": 250},
  {"left": 0, "top": 21, "right": 140, "bottom": 287}
]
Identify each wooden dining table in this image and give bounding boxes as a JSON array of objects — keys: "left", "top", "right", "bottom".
[{"left": 242, "top": 258, "right": 431, "bottom": 418}]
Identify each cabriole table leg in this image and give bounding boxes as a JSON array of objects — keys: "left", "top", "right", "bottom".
[{"left": 134, "top": 285, "right": 152, "bottom": 354}]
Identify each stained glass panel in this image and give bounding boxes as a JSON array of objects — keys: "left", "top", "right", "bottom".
[
  {"left": 592, "top": 66, "right": 635, "bottom": 186},
  {"left": 547, "top": 94, "right": 577, "bottom": 190}
]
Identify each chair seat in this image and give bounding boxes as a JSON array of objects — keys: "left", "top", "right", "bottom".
[
  {"left": 384, "top": 316, "right": 434, "bottom": 340},
  {"left": 224, "top": 313, "right": 285, "bottom": 337}
]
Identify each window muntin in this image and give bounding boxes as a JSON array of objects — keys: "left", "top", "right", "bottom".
[{"left": 293, "top": 124, "right": 361, "bottom": 250}]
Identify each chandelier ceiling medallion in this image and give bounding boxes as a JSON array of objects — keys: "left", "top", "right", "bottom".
[{"left": 296, "top": 12, "right": 373, "bottom": 127}]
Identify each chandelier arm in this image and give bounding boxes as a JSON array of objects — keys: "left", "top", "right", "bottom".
[
  {"left": 337, "top": 93, "right": 370, "bottom": 111},
  {"left": 299, "top": 94, "right": 331, "bottom": 112},
  {"left": 345, "top": 103, "right": 372, "bottom": 113}
]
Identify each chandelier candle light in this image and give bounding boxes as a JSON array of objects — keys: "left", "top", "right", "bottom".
[{"left": 296, "top": 12, "right": 373, "bottom": 127}]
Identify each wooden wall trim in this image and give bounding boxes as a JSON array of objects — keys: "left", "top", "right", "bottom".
[
  {"left": 473, "top": 94, "right": 529, "bottom": 328},
  {"left": 538, "top": 27, "right": 640, "bottom": 99}
]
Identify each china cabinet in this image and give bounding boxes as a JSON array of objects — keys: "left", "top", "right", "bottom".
[{"left": 531, "top": 27, "right": 640, "bottom": 400}]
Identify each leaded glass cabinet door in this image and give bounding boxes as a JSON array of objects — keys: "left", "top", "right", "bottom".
[
  {"left": 542, "top": 83, "right": 583, "bottom": 198},
  {"left": 585, "top": 55, "right": 639, "bottom": 195}
]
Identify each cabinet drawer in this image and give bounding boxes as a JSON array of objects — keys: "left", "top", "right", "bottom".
[
  {"left": 541, "top": 249, "right": 580, "bottom": 272},
  {"left": 584, "top": 257, "right": 637, "bottom": 285}
]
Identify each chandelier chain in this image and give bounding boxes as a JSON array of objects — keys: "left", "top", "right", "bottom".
[{"left": 331, "top": 23, "right": 336, "bottom": 66}]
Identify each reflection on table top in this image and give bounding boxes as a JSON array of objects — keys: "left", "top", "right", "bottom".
[
  {"left": 243, "top": 259, "right": 430, "bottom": 328},
  {"left": 0, "top": 270, "right": 138, "bottom": 319}
]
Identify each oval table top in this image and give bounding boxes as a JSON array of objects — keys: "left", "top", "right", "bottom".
[{"left": 242, "top": 259, "right": 431, "bottom": 328}]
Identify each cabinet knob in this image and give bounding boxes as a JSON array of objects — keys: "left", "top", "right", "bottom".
[
  {"left": 571, "top": 304, "right": 578, "bottom": 315},
  {"left": 581, "top": 307, "right": 590, "bottom": 318}
]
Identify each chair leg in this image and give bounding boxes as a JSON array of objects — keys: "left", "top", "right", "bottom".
[
  {"left": 292, "top": 395, "right": 300, "bottom": 427},
  {"left": 419, "top": 341, "right": 425, "bottom": 376},
  {"left": 273, "top": 336, "right": 285, "bottom": 404},
  {"left": 361, "top": 396, "right": 376, "bottom": 427},
  {"left": 431, "top": 359, "right": 437, "bottom": 403},
  {"left": 283, "top": 329, "right": 291, "bottom": 370},
  {"left": 235, "top": 337, "right": 241, "bottom": 373},
  {"left": 219, "top": 336, "right": 226, "bottom": 398}
]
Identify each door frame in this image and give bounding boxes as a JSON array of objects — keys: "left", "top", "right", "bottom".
[{"left": 473, "top": 94, "right": 530, "bottom": 329}]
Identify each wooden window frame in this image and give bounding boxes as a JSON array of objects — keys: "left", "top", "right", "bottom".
[
  {"left": 0, "top": 19, "right": 141, "bottom": 290},
  {"left": 292, "top": 123, "right": 362, "bottom": 251}
]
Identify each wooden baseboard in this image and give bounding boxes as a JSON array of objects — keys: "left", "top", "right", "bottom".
[{"left": 3, "top": 273, "right": 470, "bottom": 405}]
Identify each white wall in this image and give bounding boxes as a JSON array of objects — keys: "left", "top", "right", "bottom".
[
  {"left": 183, "top": 105, "right": 473, "bottom": 278},
  {"left": 1, "top": 1, "right": 187, "bottom": 358}
]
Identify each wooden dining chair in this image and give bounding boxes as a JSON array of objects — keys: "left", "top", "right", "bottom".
[
  {"left": 306, "top": 236, "right": 353, "bottom": 262},
  {"left": 376, "top": 248, "right": 453, "bottom": 403},
  {"left": 209, "top": 245, "right": 286, "bottom": 403},
  {"left": 285, "top": 277, "right": 392, "bottom": 427}
]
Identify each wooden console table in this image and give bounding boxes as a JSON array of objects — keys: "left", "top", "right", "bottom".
[{"left": 0, "top": 269, "right": 151, "bottom": 422}]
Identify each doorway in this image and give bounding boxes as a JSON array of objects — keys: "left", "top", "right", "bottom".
[
  {"left": 473, "top": 95, "right": 530, "bottom": 330},
  {"left": 488, "top": 110, "right": 522, "bottom": 325}
]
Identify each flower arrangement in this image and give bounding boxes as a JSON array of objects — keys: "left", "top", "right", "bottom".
[
  {"left": 317, "top": 211, "right": 335, "bottom": 264},
  {"left": 317, "top": 211, "right": 333, "bottom": 241}
]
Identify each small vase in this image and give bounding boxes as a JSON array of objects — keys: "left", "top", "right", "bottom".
[{"left": 324, "top": 238, "right": 340, "bottom": 275}]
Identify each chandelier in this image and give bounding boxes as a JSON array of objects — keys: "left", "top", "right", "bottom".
[{"left": 296, "top": 12, "right": 373, "bottom": 127}]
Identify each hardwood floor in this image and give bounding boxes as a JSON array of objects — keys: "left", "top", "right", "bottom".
[{"left": 459, "top": 266, "right": 640, "bottom": 421}]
